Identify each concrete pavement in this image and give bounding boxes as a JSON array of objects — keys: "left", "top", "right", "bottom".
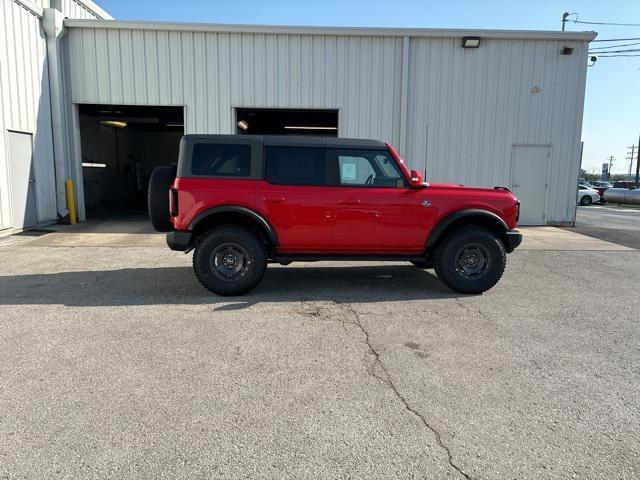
[{"left": 0, "top": 224, "right": 639, "bottom": 479}]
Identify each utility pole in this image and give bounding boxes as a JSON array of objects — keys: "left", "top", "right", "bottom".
[
  {"left": 562, "top": 12, "right": 569, "bottom": 31},
  {"left": 636, "top": 133, "right": 640, "bottom": 184},
  {"left": 608, "top": 155, "right": 615, "bottom": 181},
  {"left": 627, "top": 144, "right": 637, "bottom": 181}
]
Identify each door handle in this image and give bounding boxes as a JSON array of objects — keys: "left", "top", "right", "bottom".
[
  {"left": 339, "top": 198, "right": 361, "bottom": 205},
  {"left": 264, "top": 196, "right": 285, "bottom": 203}
]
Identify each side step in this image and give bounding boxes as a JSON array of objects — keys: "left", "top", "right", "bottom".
[{"left": 271, "top": 254, "right": 428, "bottom": 265}]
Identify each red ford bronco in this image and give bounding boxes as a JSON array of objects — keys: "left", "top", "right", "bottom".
[{"left": 148, "top": 135, "right": 521, "bottom": 296}]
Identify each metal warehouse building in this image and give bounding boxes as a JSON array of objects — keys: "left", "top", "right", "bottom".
[{"left": 1, "top": 0, "right": 596, "bottom": 230}]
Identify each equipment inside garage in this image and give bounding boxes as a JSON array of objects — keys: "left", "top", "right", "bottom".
[
  {"left": 236, "top": 108, "right": 338, "bottom": 136},
  {"left": 78, "top": 105, "right": 183, "bottom": 218}
]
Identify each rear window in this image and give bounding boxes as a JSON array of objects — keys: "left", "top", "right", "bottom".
[
  {"left": 191, "top": 143, "right": 251, "bottom": 177},
  {"left": 265, "top": 146, "right": 327, "bottom": 186}
]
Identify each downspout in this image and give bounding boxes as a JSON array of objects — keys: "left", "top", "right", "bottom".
[{"left": 42, "top": 8, "right": 69, "bottom": 218}]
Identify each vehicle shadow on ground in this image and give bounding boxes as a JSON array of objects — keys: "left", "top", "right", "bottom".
[{"left": 0, "top": 265, "right": 460, "bottom": 307}]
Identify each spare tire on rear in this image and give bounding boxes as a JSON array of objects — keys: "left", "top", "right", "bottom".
[{"left": 148, "top": 165, "right": 177, "bottom": 232}]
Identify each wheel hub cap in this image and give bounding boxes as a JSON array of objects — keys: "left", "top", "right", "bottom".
[
  {"left": 210, "top": 243, "right": 250, "bottom": 281},
  {"left": 454, "top": 243, "right": 491, "bottom": 279}
]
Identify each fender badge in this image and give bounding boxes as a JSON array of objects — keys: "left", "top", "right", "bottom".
[{"left": 421, "top": 199, "right": 431, "bottom": 207}]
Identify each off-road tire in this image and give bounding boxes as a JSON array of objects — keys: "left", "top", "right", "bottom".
[
  {"left": 193, "top": 226, "right": 267, "bottom": 296},
  {"left": 580, "top": 196, "right": 592, "bottom": 206},
  {"left": 148, "top": 165, "right": 177, "bottom": 232},
  {"left": 433, "top": 225, "right": 506, "bottom": 294}
]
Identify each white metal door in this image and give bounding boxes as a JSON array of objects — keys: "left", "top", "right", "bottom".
[
  {"left": 7, "top": 131, "right": 37, "bottom": 228},
  {"left": 511, "top": 145, "right": 549, "bottom": 226}
]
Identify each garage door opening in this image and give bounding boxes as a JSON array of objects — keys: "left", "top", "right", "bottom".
[
  {"left": 236, "top": 108, "right": 338, "bottom": 136},
  {"left": 78, "top": 104, "right": 183, "bottom": 219}
]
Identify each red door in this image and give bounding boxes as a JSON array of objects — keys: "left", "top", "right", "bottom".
[
  {"left": 257, "top": 145, "right": 334, "bottom": 253},
  {"left": 331, "top": 149, "right": 432, "bottom": 253}
]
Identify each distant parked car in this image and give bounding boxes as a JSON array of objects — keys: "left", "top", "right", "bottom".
[
  {"left": 577, "top": 186, "right": 600, "bottom": 205},
  {"left": 589, "top": 181, "right": 613, "bottom": 188},
  {"left": 579, "top": 179, "right": 593, "bottom": 188},
  {"left": 613, "top": 181, "right": 639, "bottom": 190},
  {"left": 588, "top": 181, "right": 612, "bottom": 201}
]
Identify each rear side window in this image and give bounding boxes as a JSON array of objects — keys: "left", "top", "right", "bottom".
[
  {"left": 191, "top": 143, "right": 251, "bottom": 177},
  {"left": 265, "top": 146, "right": 327, "bottom": 186}
]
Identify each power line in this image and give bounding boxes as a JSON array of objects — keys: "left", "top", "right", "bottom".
[
  {"left": 592, "top": 54, "right": 640, "bottom": 57},
  {"left": 591, "top": 37, "right": 640, "bottom": 43},
  {"left": 589, "top": 42, "right": 640, "bottom": 50},
  {"left": 588, "top": 48, "right": 640, "bottom": 54},
  {"left": 570, "top": 19, "right": 640, "bottom": 27}
]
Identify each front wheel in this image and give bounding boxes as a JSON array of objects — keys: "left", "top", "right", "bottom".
[
  {"left": 193, "top": 226, "right": 267, "bottom": 296},
  {"left": 433, "top": 226, "right": 506, "bottom": 294},
  {"left": 580, "top": 196, "right": 592, "bottom": 206}
]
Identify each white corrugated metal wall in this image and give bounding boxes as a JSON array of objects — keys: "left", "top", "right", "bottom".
[
  {"left": 0, "top": 0, "right": 109, "bottom": 229},
  {"left": 61, "top": 22, "right": 593, "bottom": 225},
  {"left": 405, "top": 37, "right": 589, "bottom": 224},
  {"left": 0, "top": 0, "right": 56, "bottom": 229}
]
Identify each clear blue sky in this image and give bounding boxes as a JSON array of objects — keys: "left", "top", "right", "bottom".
[{"left": 98, "top": 0, "right": 640, "bottom": 175}]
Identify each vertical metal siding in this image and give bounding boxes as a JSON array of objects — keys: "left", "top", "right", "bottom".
[
  {"left": 64, "top": 25, "right": 590, "bottom": 225},
  {"left": 404, "top": 37, "right": 588, "bottom": 224},
  {"left": 67, "top": 28, "right": 405, "bottom": 148},
  {"left": 0, "top": 0, "right": 57, "bottom": 228},
  {"left": 57, "top": 0, "right": 104, "bottom": 20}
]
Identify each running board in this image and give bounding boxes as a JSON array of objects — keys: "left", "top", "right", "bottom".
[{"left": 271, "top": 254, "right": 427, "bottom": 264}]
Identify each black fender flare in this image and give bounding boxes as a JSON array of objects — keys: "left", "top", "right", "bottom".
[
  {"left": 188, "top": 206, "right": 279, "bottom": 247},
  {"left": 425, "top": 209, "right": 509, "bottom": 249}
]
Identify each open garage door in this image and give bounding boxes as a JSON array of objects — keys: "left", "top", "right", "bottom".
[
  {"left": 78, "top": 105, "right": 183, "bottom": 219},
  {"left": 236, "top": 108, "right": 338, "bottom": 136}
]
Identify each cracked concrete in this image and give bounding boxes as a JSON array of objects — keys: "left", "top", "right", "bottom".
[{"left": 1, "top": 235, "right": 639, "bottom": 479}]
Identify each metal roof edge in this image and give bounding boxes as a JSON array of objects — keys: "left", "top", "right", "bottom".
[
  {"left": 14, "top": 0, "right": 44, "bottom": 17},
  {"left": 62, "top": 19, "right": 597, "bottom": 41},
  {"left": 68, "top": 0, "right": 113, "bottom": 20}
]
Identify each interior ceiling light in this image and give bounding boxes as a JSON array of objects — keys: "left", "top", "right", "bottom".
[
  {"left": 462, "top": 37, "right": 481, "bottom": 48},
  {"left": 166, "top": 123, "right": 184, "bottom": 127},
  {"left": 283, "top": 126, "right": 337, "bottom": 130},
  {"left": 100, "top": 120, "right": 127, "bottom": 128},
  {"left": 237, "top": 120, "right": 249, "bottom": 131}
]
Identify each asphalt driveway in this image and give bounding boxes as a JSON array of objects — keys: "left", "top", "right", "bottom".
[{"left": 0, "top": 225, "right": 638, "bottom": 479}]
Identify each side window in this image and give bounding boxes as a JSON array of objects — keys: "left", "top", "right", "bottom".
[
  {"left": 191, "top": 143, "right": 251, "bottom": 177},
  {"left": 266, "top": 146, "right": 327, "bottom": 186},
  {"left": 337, "top": 149, "right": 406, "bottom": 187}
]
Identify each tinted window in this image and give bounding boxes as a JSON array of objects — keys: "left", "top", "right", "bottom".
[
  {"left": 337, "top": 149, "right": 406, "bottom": 187},
  {"left": 266, "top": 146, "right": 327, "bottom": 186},
  {"left": 191, "top": 143, "right": 251, "bottom": 177}
]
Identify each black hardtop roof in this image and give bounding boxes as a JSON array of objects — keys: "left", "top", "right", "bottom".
[{"left": 183, "top": 134, "right": 388, "bottom": 149}]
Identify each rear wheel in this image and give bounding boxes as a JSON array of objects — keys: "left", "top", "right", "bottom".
[
  {"left": 580, "top": 195, "right": 592, "bottom": 206},
  {"left": 148, "top": 165, "right": 177, "bottom": 232},
  {"left": 433, "top": 226, "right": 506, "bottom": 294},
  {"left": 193, "top": 226, "right": 267, "bottom": 296}
]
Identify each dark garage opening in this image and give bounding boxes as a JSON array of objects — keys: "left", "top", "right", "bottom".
[
  {"left": 236, "top": 108, "right": 338, "bottom": 136},
  {"left": 78, "top": 104, "right": 183, "bottom": 219}
]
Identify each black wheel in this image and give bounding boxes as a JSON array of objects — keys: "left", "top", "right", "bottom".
[
  {"left": 193, "top": 226, "right": 267, "bottom": 296},
  {"left": 148, "top": 165, "right": 177, "bottom": 232},
  {"left": 410, "top": 260, "right": 433, "bottom": 269},
  {"left": 580, "top": 196, "right": 592, "bottom": 206},
  {"left": 433, "top": 226, "right": 506, "bottom": 294}
]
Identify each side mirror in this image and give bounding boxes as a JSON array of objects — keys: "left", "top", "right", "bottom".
[{"left": 409, "top": 170, "right": 424, "bottom": 188}]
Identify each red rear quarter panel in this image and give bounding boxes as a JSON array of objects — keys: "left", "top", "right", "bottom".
[{"left": 172, "top": 178, "right": 260, "bottom": 230}]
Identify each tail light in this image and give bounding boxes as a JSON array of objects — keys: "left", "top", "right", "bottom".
[
  {"left": 169, "top": 188, "right": 179, "bottom": 217},
  {"left": 515, "top": 202, "right": 520, "bottom": 222}
]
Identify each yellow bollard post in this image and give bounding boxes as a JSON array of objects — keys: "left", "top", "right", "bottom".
[{"left": 65, "top": 179, "right": 77, "bottom": 225}]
